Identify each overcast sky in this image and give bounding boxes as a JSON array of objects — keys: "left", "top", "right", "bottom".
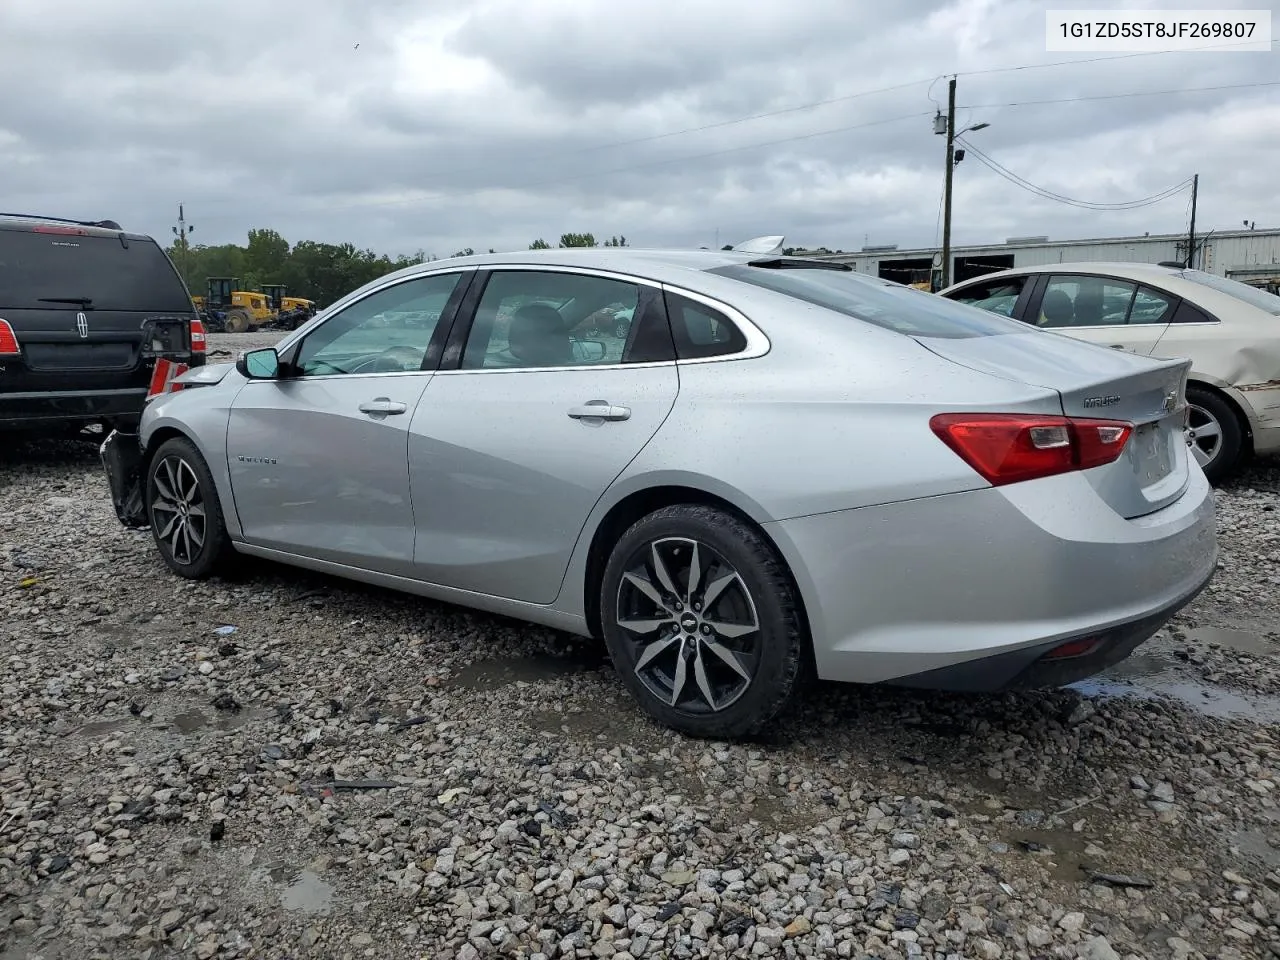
[{"left": 2, "top": 0, "right": 1276, "bottom": 259}]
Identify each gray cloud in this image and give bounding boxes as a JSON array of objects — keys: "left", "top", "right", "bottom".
[{"left": 1, "top": 0, "right": 1275, "bottom": 260}]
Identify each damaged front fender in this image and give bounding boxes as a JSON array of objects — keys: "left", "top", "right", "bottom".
[{"left": 99, "top": 429, "right": 149, "bottom": 528}]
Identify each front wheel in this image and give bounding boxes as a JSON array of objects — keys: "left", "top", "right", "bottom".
[
  {"left": 146, "top": 437, "right": 233, "bottom": 578},
  {"left": 600, "top": 504, "right": 808, "bottom": 739},
  {"left": 1186, "top": 386, "right": 1246, "bottom": 485}
]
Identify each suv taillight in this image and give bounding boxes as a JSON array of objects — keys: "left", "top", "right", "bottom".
[
  {"left": 930, "top": 413, "right": 1133, "bottom": 486},
  {"left": 190, "top": 318, "right": 207, "bottom": 354},
  {"left": 0, "top": 319, "right": 20, "bottom": 357}
]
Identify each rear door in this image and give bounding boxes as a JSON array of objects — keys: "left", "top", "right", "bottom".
[
  {"left": 0, "top": 224, "right": 196, "bottom": 399},
  {"left": 1022, "top": 272, "right": 1175, "bottom": 356},
  {"left": 406, "top": 267, "right": 680, "bottom": 604}
]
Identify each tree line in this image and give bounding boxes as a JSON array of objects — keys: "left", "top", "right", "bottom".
[{"left": 165, "top": 230, "right": 633, "bottom": 308}]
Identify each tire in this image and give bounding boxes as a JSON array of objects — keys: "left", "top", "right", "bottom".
[
  {"left": 615, "top": 321, "right": 630, "bottom": 340},
  {"left": 224, "top": 309, "right": 251, "bottom": 333},
  {"left": 145, "top": 437, "right": 233, "bottom": 579},
  {"left": 600, "top": 504, "right": 807, "bottom": 739},
  {"left": 1186, "top": 385, "right": 1245, "bottom": 485}
]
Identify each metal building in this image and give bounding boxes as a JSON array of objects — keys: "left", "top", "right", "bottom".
[{"left": 815, "top": 226, "right": 1280, "bottom": 291}]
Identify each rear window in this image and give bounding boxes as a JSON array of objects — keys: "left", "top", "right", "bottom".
[
  {"left": 1174, "top": 269, "right": 1280, "bottom": 315},
  {"left": 709, "top": 265, "right": 1031, "bottom": 339},
  {"left": 0, "top": 228, "right": 193, "bottom": 313}
]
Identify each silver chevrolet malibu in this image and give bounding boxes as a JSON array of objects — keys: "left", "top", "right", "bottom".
[{"left": 101, "top": 240, "right": 1217, "bottom": 738}]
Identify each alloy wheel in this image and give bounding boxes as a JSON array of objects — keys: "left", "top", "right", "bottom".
[
  {"left": 615, "top": 536, "right": 760, "bottom": 714},
  {"left": 1187, "top": 402, "right": 1223, "bottom": 469},
  {"left": 149, "top": 455, "right": 207, "bottom": 565}
]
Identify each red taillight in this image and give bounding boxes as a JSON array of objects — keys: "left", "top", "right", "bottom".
[
  {"left": 33, "top": 225, "right": 88, "bottom": 235},
  {"left": 0, "top": 319, "right": 19, "bottom": 357},
  {"left": 930, "top": 413, "right": 1133, "bottom": 486},
  {"left": 190, "top": 318, "right": 207, "bottom": 353}
]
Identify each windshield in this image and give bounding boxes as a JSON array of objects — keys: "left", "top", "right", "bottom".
[
  {"left": 0, "top": 228, "right": 193, "bottom": 312},
  {"left": 1176, "top": 269, "right": 1280, "bottom": 315},
  {"left": 709, "top": 264, "right": 1032, "bottom": 339}
]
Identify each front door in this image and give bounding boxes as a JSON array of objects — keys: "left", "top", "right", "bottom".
[
  {"left": 407, "top": 268, "right": 680, "bottom": 604},
  {"left": 226, "top": 270, "right": 468, "bottom": 575}
]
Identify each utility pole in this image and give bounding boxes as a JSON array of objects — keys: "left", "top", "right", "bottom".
[
  {"left": 940, "top": 76, "right": 957, "bottom": 290},
  {"left": 1186, "top": 174, "right": 1198, "bottom": 269},
  {"left": 171, "top": 204, "right": 195, "bottom": 285}
]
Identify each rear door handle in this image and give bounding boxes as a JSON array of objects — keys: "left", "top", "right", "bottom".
[
  {"left": 359, "top": 397, "right": 408, "bottom": 416},
  {"left": 568, "top": 400, "right": 631, "bottom": 422}
]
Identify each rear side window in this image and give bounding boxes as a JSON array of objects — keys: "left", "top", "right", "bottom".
[
  {"left": 0, "top": 229, "right": 192, "bottom": 313},
  {"left": 709, "top": 264, "right": 1028, "bottom": 339},
  {"left": 1170, "top": 299, "right": 1217, "bottom": 324},
  {"left": 664, "top": 292, "right": 746, "bottom": 359}
]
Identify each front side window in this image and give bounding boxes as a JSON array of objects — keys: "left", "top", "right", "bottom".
[
  {"left": 946, "top": 276, "right": 1028, "bottom": 318},
  {"left": 295, "top": 272, "right": 461, "bottom": 376},
  {"left": 1038, "top": 276, "right": 1137, "bottom": 328},
  {"left": 462, "top": 270, "right": 643, "bottom": 369}
]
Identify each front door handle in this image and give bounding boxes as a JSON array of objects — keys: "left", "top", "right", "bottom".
[
  {"left": 568, "top": 400, "right": 631, "bottom": 422},
  {"left": 359, "top": 397, "right": 408, "bottom": 417}
]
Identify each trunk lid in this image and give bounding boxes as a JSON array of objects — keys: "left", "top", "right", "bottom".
[{"left": 915, "top": 331, "right": 1192, "bottom": 517}]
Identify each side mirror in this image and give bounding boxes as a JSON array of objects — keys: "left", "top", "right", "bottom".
[
  {"left": 572, "top": 340, "right": 607, "bottom": 363},
  {"left": 237, "top": 347, "right": 280, "bottom": 379}
]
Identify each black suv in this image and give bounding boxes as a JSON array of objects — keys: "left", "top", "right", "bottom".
[{"left": 0, "top": 213, "right": 205, "bottom": 436}]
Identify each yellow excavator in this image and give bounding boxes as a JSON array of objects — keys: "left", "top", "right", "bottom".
[
  {"left": 191, "top": 278, "right": 271, "bottom": 333},
  {"left": 260, "top": 284, "right": 317, "bottom": 330}
]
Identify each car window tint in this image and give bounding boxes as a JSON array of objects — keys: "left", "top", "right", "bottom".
[
  {"left": 296, "top": 273, "right": 460, "bottom": 376},
  {"left": 0, "top": 229, "right": 192, "bottom": 313},
  {"left": 946, "top": 276, "right": 1027, "bottom": 318},
  {"left": 1129, "top": 285, "right": 1175, "bottom": 324},
  {"left": 664, "top": 293, "right": 746, "bottom": 359},
  {"left": 707, "top": 264, "right": 1029, "bottom": 339},
  {"left": 461, "top": 271, "right": 640, "bottom": 369},
  {"left": 1170, "top": 299, "right": 1217, "bottom": 324},
  {"left": 1038, "top": 276, "right": 1136, "bottom": 328}
]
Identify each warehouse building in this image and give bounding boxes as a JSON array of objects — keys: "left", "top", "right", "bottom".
[{"left": 815, "top": 226, "right": 1280, "bottom": 291}]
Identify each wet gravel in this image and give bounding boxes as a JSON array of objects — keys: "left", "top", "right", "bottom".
[{"left": 1, "top": 333, "right": 1278, "bottom": 959}]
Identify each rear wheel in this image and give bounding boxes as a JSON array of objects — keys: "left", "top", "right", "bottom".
[
  {"left": 146, "top": 437, "right": 232, "bottom": 578},
  {"left": 600, "top": 504, "right": 807, "bottom": 739},
  {"left": 223, "top": 308, "right": 251, "bottom": 333},
  {"left": 1186, "top": 385, "right": 1245, "bottom": 485}
]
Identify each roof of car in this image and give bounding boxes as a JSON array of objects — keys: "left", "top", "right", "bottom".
[
  {"left": 0, "top": 214, "right": 148, "bottom": 242},
  {"left": 952, "top": 261, "right": 1187, "bottom": 283}
]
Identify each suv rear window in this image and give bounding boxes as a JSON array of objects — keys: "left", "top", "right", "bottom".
[
  {"left": 0, "top": 228, "right": 193, "bottom": 313},
  {"left": 708, "top": 264, "right": 1030, "bottom": 339}
]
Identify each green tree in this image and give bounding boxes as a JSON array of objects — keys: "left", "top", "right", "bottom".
[
  {"left": 243, "top": 228, "right": 290, "bottom": 288},
  {"left": 529, "top": 238, "right": 551, "bottom": 249},
  {"left": 721, "top": 244, "right": 734, "bottom": 251},
  {"left": 603, "top": 235, "right": 627, "bottom": 247},
  {"left": 450, "top": 248, "right": 475, "bottom": 258},
  {"left": 559, "top": 232, "right": 596, "bottom": 248}
]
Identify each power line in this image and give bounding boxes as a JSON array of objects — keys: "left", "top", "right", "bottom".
[
  {"left": 961, "top": 78, "right": 1280, "bottom": 111},
  {"left": 956, "top": 137, "right": 1193, "bottom": 210}
]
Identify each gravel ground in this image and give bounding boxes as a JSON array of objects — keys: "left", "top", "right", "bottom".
[{"left": 2, "top": 332, "right": 1278, "bottom": 960}]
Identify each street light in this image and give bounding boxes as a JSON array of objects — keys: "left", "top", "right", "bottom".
[{"left": 935, "top": 76, "right": 991, "bottom": 290}]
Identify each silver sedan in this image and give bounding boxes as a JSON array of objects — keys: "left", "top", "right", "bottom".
[{"left": 101, "top": 242, "right": 1218, "bottom": 738}]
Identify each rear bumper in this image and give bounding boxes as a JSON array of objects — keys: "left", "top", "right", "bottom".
[
  {"left": 0, "top": 387, "right": 147, "bottom": 430},
  {"left": 766, "top": 465, "right": 1218, "bottom": 690}
]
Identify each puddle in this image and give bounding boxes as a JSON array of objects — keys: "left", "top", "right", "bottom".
[
  {"left": 1183, "top": 625, "right": 1277, "bottom": 657},
  {"left": 1070, "top": 656, "right": 1280, "bottom": 723},
  {"left": 280, "top": 870, "right": 336, "bottom": 915},
  {"left": 169, "top": 705, "right": 272, "bottom": 734},
  {"left": 73, "top": 719, "right": 132, "bottom": 738},
  {"left": 451, "top": 651, "right": 604, "bottom": 691}
]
